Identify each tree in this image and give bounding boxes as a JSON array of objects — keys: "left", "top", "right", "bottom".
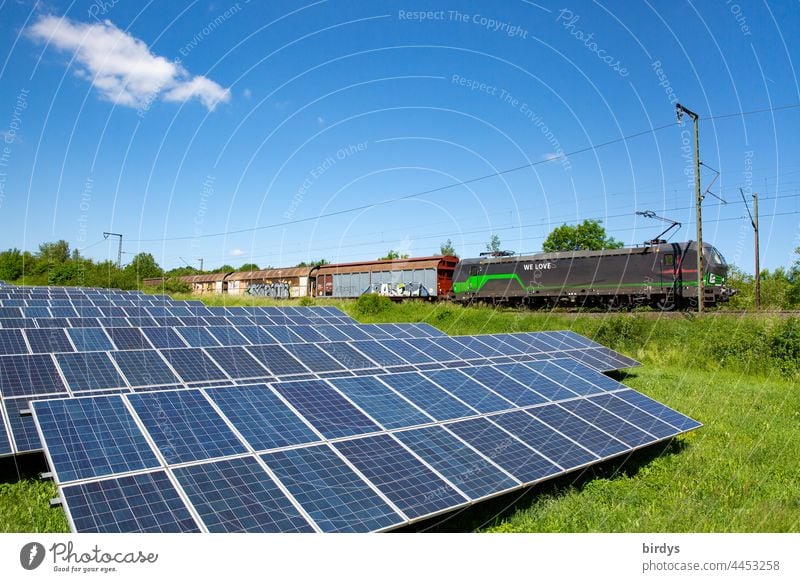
[
  {"left": 379, "top": 250, "right": 409, "bottom": 260},
  {"left": 213, "top": 264, "right": 235, "bottom": 273},
  {"left": 486, "top": 234, "right": 501, "bottom": 254},
  {"left": 296, "top": 259, "right": 329, "bottom": 267},
  {"left": 124, "top": 253, "right": 163, "bottom": 279},
  {"left": 440, "top": 239, "right": 457, "bottom": 257},
  {"left": 542, "top": 219, "right": 623, "bottom": 252},
  {"left": 0, "top": 248, "right": 24, "bottom": 281},
  {"left": 239, "top": 263, "right": 260, "bottom": 271},
  {"left": 37, "top": 240, "right": 70, "bottom": 263}
]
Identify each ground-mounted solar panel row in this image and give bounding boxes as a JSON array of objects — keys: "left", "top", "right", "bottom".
[
  {"left": 0, "top": 331, "right": 638, "bottom": 456},
  {"left": 30, "top": 359, "right": 699, "bottom": 532}
]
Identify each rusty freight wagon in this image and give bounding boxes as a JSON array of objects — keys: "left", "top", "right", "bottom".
[{"left": 312, "top": 255, "right": 458, "bottom": 299}]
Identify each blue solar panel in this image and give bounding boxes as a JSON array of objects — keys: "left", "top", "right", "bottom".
[
  {"left": 548, "top": 358, "right": 626, "bottom": 392},
  {"left": 492, "top": 362, "right": 578, "bottom": 401},
  {"left": 289, "top": 325, "right": 328, "bottom": 342},
  {"left": 55, "top": 352, "right": 127, "bottom": 392},
  {"left": 205, "top": 384, "right": 319, "bottom": 451},
  {"left": 158, "top": 348, "right": 228, "bottom": 383},
  {"left": 313, "top": 325, "right": 353, "bottom": 342},
  {"left": 306, "top": 344, "right": 368, "bottom": 371},
  {"left": 62, "top": 471, "right": 201, "bottom": 532},
  {"left": 22, "top": 307, "right": 51, "bottom": 318},
  {"left": 111, "top": 350, "right": 180, "bottom": 387},
  {"left": 380, "top": 339, "right": 436, "bottom": 364},
  {"left": 610, "top": 390, "right": 702, "bottom": 432},
  {"left": 334, "top": 325, "right": 373, "bottom": 341},
  {"left": 0, "top": 354, "right": 68, "bottom": 397},
  {"left": 262, "top": 444, "right": 403, "bottom": 532},
  {"left": 271, "top": 379, "right": 381, "bottom": 439},
  {"left": 334, "top": 434, "right": 467, "bottom": 519},
  {"left": 49, "top": 306, "right": 78, "bottom": 318},
  {"left": 379, "top": 372, "right": 476, "bottom": 420},
  {"left": 423, "top": 369, "right": 513, "bottom": 413},
  {"left": 172, "top": 456, "right": 314, "bottom": 532},
  {"left": 445, "top": 417, "right": 561, "bottom": 483},
  {"left": 282, "top": 343, "right": 345, "bottom": 372},
  {"left": 328, "top": 376, "right": 432, "bottom": 429},
  {"left": 245, "top": 345, "right": 309, "bottom": 376},
  {"left": 0, "top": 406, "right": 11, "bottom": 456},
  {"left": 33, "top": 396, "right": 159, "bottom": 482},
  {"left": 525, "top": 404, "right": 629, "bottom": 458},
  {"left": 141, "top": 327, "right": 187, "bottom": 349},
  {"left": 460, "top": 366, "right": 548, "bottom": 407},
  {"left": 232, "top": 326, "right": 274, "bottom": 345},
  {"left": 557, "top": 399, "right": 656, "bottom": 447},
  {"left": 261, "top": 326, "right": 304, "bottom": 344},
  {"left": 583, "top": 393, "right": 679, "bottom": 439},
  {"left": 393, "top": 426, "right": 518, "bottom": 500},
  {"left": 203, "top": 346, "right": 269, "bottom": 379},
  {"left": 522, "top": 360, "right": 604, "bottom": 396},
  {"left": 67, "top": 317, "right": 102, "bottom": 328},
  {"left": 449, "top": 336, "right": 506, "bottom": 357},
  {"left": 3, "top": 397, "right": 42, "bottom": 452},
  {"left": 206, "top": 326, "right": 249, "bottom": 346},
  {"left": 0, "top": 329, "right": 29, "bottom": 355},
  {"left": 66, "top": 328, "right": 114, "bottom": 352},
  {"left": 490, "top": 410, "right": 598, "bottom": 471},
  {"left": 128, "top": 390, "right": 247, "bottom": 463},
  {"left": 350, "top": 341, "right": 409, "bottom": 367},
  {"left": 105, "top": 327, "right": 152, "bottom": 350},
  {"left": 175, "top": 327, "right": 221, "bottom": 348},
  {"left": 403, "top": 337, "right": 464, "bottom": 361}
]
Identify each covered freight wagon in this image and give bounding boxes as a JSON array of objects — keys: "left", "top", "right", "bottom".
[{"left": 312, "top": 256, "right": 458, "bottom": 298}]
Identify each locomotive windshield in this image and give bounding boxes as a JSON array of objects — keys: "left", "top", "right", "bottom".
[{"left": 709, "top": 247, "right": 727, "bottom": 266}]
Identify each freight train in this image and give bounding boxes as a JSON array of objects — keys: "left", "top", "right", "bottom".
[
  {"left": 145, "top": 241, "right": 733, "bottom": 310},
  {"left": 451, "top": 241, "right": 733, "bottom": 310}
]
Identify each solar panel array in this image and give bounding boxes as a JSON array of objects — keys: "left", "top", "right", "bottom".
[{"left": 0, "top": 283, "right": 699, "bottom": 533}]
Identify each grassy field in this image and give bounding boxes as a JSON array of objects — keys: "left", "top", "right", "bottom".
[{"left": 1, "top": 295, "right": 798, "bottom": 532}]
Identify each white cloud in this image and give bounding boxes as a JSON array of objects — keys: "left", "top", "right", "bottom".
[
  {"left": 242, "top": 88, "right": 252, "bottom": 99},
  {"left": 229, "top": 248, "right": 244, "bottom": 257},
  {"left": 28, "top": 15, "right": 230, "bottom": 111}
]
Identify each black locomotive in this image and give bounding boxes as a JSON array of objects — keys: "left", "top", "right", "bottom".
[{"left": 452, "top": 241, "right": 733, "bottom": 310}]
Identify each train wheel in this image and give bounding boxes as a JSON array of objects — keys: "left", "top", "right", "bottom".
[{"left": 654, "top": 295, "right": 678, "bottom": 312}]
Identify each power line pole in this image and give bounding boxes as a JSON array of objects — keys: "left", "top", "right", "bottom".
[
  {"left": 676, "top": 104, "right": 703, "bottom": 313},
  {"left": 198, "top": 258, "right": 204, "bottom": 272},
  {"left": 754, "top": 192, "right": 760, "bottom": 309},
  {"left": 103, "top": 232, "right": 123, "bottom": 268}
]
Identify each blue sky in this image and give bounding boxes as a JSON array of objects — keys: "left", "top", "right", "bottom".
[{"left": 0, "top": 0, "right": 798, "bottom": 272}]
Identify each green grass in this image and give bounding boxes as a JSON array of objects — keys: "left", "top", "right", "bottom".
[{"left": 2, "top": 295, "right": 798, "bottom": 532}]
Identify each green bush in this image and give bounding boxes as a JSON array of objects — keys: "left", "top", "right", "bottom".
[
  {"left": 768, "top": 317, "right": 800, "bottom": 377},
  {"left": 298, "top": 296, "right": 316, "bottom": 306},
  {"left": 352, "top": 293, "right": 393, "bottom": 316},
  {"left": 162, "top": 277, "right": 191, "bottom": 294},
  {"left": 594, "top": 315, "right": 647, "bottom": 350}
]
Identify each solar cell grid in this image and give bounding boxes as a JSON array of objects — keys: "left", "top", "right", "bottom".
[
  {"left": 32, "top": 396, "right": 159, "bottom": 482},
  {"left": 0, "top": 407, "right": 11, "bottom": 456},
  {"left": 523, "top": 360, "right": 604, "bottom": 396},
  {"left": 175, "top": 327, "right": 221, "bottom": 348},
  {"left": 262, "top": 444, "right": 403, "bottom": 532},
  {"left": 203, "top": 346, "right": 269, "bottom": 379},
  {"left": 379, "top": 339, "right": 435, "bottom": 364},
  {"left": 0, "top": 354, "right": 68, "bottom": 397},
  {"left": 583, "top": 393, "right": 679, "bottom": 439},
  {"left": 246, "top": 344, "right": 309, "bottom": 376},
  {"left": 393, "top": 426, "right": 519, "bottom": 500},
  {"left": 127, "top": 390, "right": 247, "bottom": 464},
  {"left": 460, "top": 366, "right": 549, "bottom": 407},
  {"left": 105, "top": 327, "right": 152, "bottom": 350},
  {"left": 289, "top": 325, "right": 328, "bottom": 342},
  {"left": 423, "top": 369, "right": 513, "bottom": 413},
  {"left": 556, "top": 399, "right": 656, "bottom": 447},
  {"left": 282, "top": 343, "right": 345, "bottom": 372},
  {"left": 378, "top": 372, "right": 475, "bottom": 420},
  {"left": 201, "top": 328, "right": 246, "bottom": 346},
  {"left": 525, "top": 404, "right": 629, "bottom": 458},
  {"left": 271, "top": 379, "right": 381, "bottom": 439},
  {"left": 173, "top": 456, "right": 315, "bottom": 533},
  {"left": 0, "top": 329, "right": 28, "bottom": 355},
  {"left": 62, "top": 471, "right": 201, "bottom": 533},
  {"left": 403, "top": 337, "right": 463, "bottom": 362},
  {"left": 66, "top": 328, "right": 114, "bottom": 352},
  {"left": 350, "top": 341, "right": 410, "bottom": 367},
  {"left": 55, "top": 352, "right": 128, "bottom": 392},
  {"left": 328, "top": 376, "right": 432, "bottom": 429},
  {"left": 610, "top": 390, "right": 702, "bottom": 432},
  {"left": 260, "top": 326, "right": 304, "bottom": 344},
  {"left": 111, "top": 350, "right": 180, "bottom": 387},
  {"left": 158, "top": 348, "right": 228, "bottom": 383},
  {"left": 316, "top": 342, "right": 378, "bottom": 370}
]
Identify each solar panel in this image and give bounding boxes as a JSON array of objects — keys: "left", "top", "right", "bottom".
[
  {"left": 548, "top": 358, "right": 625, "bottom": 392},
  {"left": 316, "top": 342, "right": 379, "bottom": 371},
  {"left": 610, "top": 390, "right": 702, "bottom": 432},
  {"left": 141, "top": 327, "right": 187, "bottom": 349},
  {"left": 379, "top": 339, "right": 435, "bottom": 364},
  {"left": 175, "top": 327, "right": 221, "bottom": 348},
  {"left": 260, "top": 326, "right": 304, "bottom": 344},
  {"left": 111, "top": 350, "right": 180, "bottom": 387},
  {"left": 289, "top": 326, "right": 328, "bottom": 342},
  {"left": 245, "top": 345, "right": 309, "bottom": 376},
  {"left": 350, "top": 341, "right": 409, "bottom": 367},
  {"left": 2, "top": 397, "right": 42, "bottom": 452},
  {"left": 525, "top": 404, "right": 629, "bottom": 458},
  {"left": 66, "top": 328, "right": 114, "bottom": 352},
  {"left": 445, "top": 417, "right": 562, "bottom": 483},
  {"left": 127, "top": 390, "right": 247, "bottom": 463},
  {"left": 522, "top": 360, "right": 604, "bottom": 396},
  {"left": 205, "top": 384, "right": 319, "bottom": 451},
  {"left": 556, "top": 399, "right": 656, "bottom": 447},
  {"left": 334, "top": 325, "right": 373, "bottom": 341},
  {"left": 232, "top": 326, "right": 273, "bottom": 345},
  {"left": 403, "top": 337, "right": 464, "bottom": 362},
  {"left": 313, "top": 324, "right": 354, "bottom": 342},
  {"left": 490, "top": 410, "right": 598, "bottom": 470},
  {"left": 282, "top": 343, "right": 345, "bottom": 372},
  {"left": 62, "top": 471, "right": 201, "bottom": 533},
  {"left": 449, "top": 336, "right": 506, "bottom": 358},
  {"left": 159, "top": 348, "right": 228, "bottom": 383},
  {"left": 55, "top": 352, "right": 128, "bottom": 392},
  {"left": 271, "top": 379, "right": 381, "bottom": 439},
  {"left": 172, "top": 456, "right": 314, "bottom": 532},
  {"left": 494, "top": 362, "right": 579, "bottom": 402},
  {"left": 423, "top": 369, "right": 513, "bottom": 413},
  {"left": 582, "top": 393, "right": 679, "bottom": 439},
  {"left": 0, "top": 406, "right": 11, "bottom": 456},
  {"left": 460, "top": 365, "right": 549, "bottom": 407},
  {"left": 262, "top": 444, "right": 403, "bottom": 532},
  {"left": 206, "top": 326, "right": 249, "bottom": 346},
  {"left": 203, "top": 346, "right": 269, "bottom": 380},
  {"left": 105, "top": 327, "right": 152, "bottom": 350},
  {"left": 0, "top": 329, "right": 29, "bottom": 355},
  {"left": 393, "top": 425, "right": 519, "bottom": 499},
  {"left": 32, "top": 396, "right": 159, "bottom": 482},
  {"left": 333, "top": 434, "right": 468, "bottom": 519},
  {"left": 0, "top": 354, "right": 68, "bottom": 397},
  {"left": 328, "top": 376, "right": 432, "bottom": 429},
  {"left": 378, "top": 372, "right": 476, "bottom": 420}
]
